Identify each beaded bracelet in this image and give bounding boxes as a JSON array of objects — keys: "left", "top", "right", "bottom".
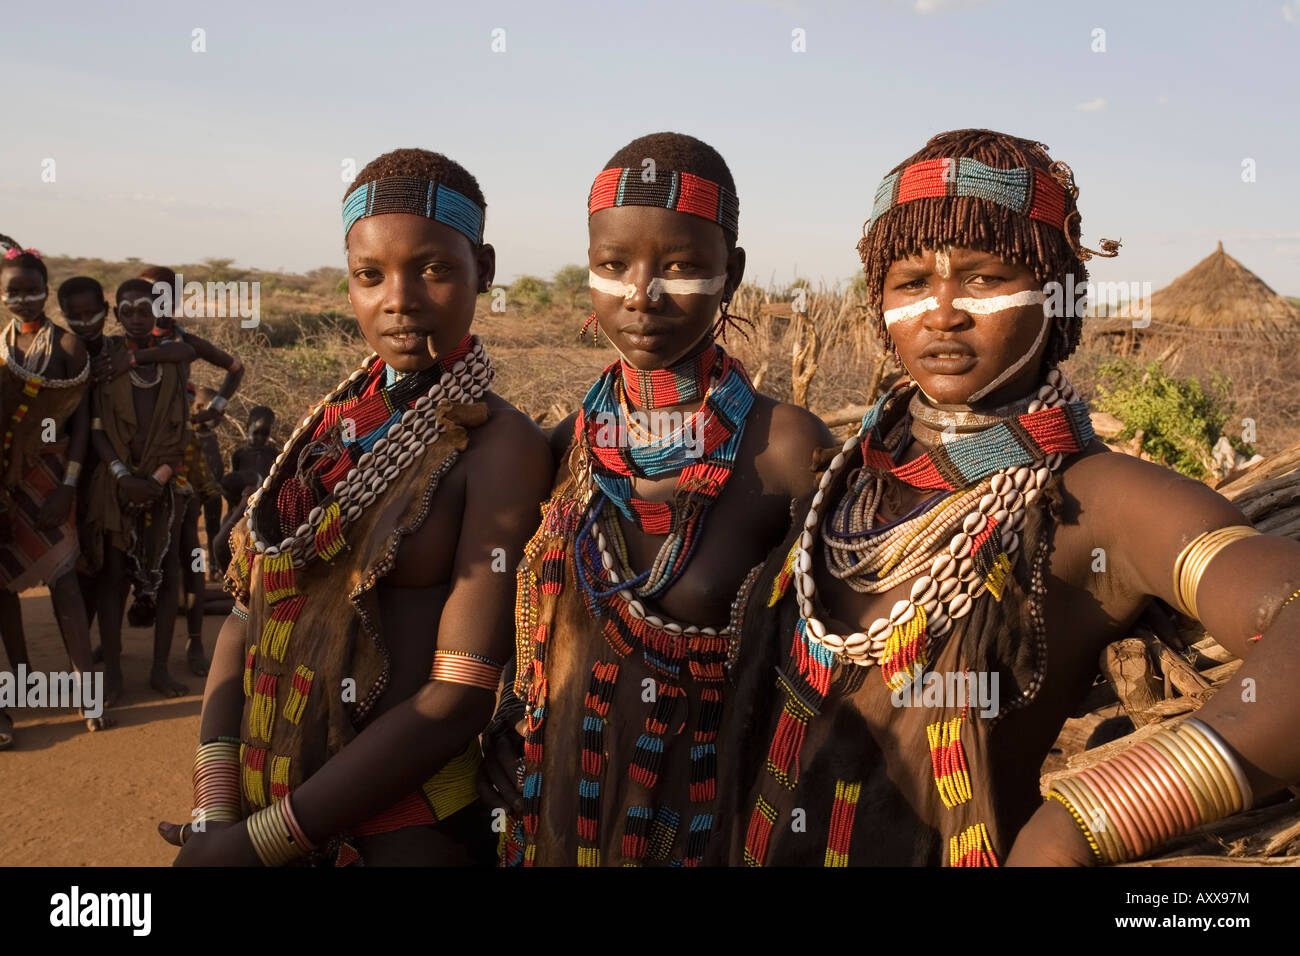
[
  {"left": 1045, "top": 789, "right": 1103, "bottom": 863},
  {"left": 1048, "top": 719, "right": 1248, "bottom": 864},
  {"left": 62, "top": 460, "right": 82, "bottom": 487},
  {"left": 152, "top": 464, "right": 172, "bottom": 484},
  {"left": 209, "top": 394, "right": 228, "bottom": 414},
  {"left": 110, "top": 460, "right": 131, "bottom": 481}
]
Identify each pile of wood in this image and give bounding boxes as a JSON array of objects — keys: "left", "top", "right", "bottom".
[{"left": 1040, "top": 441, "right": 1300, "bottom": 865}]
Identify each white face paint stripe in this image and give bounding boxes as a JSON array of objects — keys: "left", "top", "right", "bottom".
[
  {"left": 65, "top": 308, "right": 108, "bottom": 328},
  {"left": 966, "top": 311, "right": 1052, "bottom": 403},
  {"left": 950, "top": 289, "right": 1047, "bottom": 315},
  {"left": 934, "top": 247, "right": 951, "bottom": 280},
  {"left": 646, "top": 274, "right": 727, "bottom": 300},
  {"left": 588, "top": 270, "right": 727, "bottom": 303},
  {"left": 883, "top": 296, "right": 939, "bottom": 327},
  {"left": 2, "top": 293, "right": 47, "bottom": 304},
  {"left": 588, "top": 270, "right": 635, "bottom": 300}
]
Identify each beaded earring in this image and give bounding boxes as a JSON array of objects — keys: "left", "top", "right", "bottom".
[{"left": 579, "top": 312, "right": 600, "bottom": 345}]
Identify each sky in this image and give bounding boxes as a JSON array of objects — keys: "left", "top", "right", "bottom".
[{"left": 2, "top": 0, "right": 1298, "bottom": 295}]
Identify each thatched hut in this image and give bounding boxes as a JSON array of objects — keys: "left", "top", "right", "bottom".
[{"left": 1087, "top": 242, "right": 1300, "bottom": 351}]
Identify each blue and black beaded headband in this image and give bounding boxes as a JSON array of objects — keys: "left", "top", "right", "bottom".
[{"left": 342, "top": 176, "right": 485, "bottom": 246}]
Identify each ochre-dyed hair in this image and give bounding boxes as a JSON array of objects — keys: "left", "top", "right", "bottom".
[
  {"left": 0, "top": 233, "right": 48, "bottom": 284},
  {"left": 343, "top": 148, "right": 487, "bottom": 245},
  {"left": 858, "top": 129, "right": 1119, "bottom": 365},
  {"left": 601, "top": 132, "right": 739, "bottom": 250}
]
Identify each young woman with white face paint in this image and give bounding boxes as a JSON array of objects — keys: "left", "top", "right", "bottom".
[
  {"left": 727, "top": 129, "right": 1300, "bottom": 872},
  {"left": 477, "top": 132, "right": 833, "bottom": 867}
]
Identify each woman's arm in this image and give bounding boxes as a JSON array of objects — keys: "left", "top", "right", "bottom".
[
  {"left": 181, "top": 408, "right": 552, "bottom": 866},
  {"left": 1012, "top": 454, "right": 1300, "bottom": 864}
]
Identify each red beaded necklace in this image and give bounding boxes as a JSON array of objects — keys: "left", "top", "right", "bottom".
[
  {"left": 619, "top": 341, "right": 718, "bottom": 410},
  {"left": 19, "top": 318, "right": 44, "bottom": 335}
]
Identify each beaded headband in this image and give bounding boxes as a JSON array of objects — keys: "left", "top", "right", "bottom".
[
  {"left": 342, "top": 176, "right": 485, "bottom": 246},
  {"left": 3, "top": 246, "right": 40, "bottom": 261},
  {"left": 588, "top": 167, "right": 739, "bottom": 236},
  {"left": 869, "top": 157, "right": 1067, "bottom": 232}
]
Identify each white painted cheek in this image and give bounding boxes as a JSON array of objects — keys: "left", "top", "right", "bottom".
[
  {"left": 588, "top": 270, "right": 635, "bottom": 300},
  {"left": 950, "top": 289, "right": 1048, "bottom": 315},
  {"left": 883, "top": 296, "right": 939, "bottom": 328},
  {"left": 645, "top": 274, "right": 727, "bottom": 301}
]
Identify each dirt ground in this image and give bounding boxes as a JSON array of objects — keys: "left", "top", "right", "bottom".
[{"left": 0, "top": 585, "right": 226, "bottom": 866}]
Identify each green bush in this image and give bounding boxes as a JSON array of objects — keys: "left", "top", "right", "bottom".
[
  {"left": 551, "top": 264, "right": 589, "bottom": 310},
  {"left": 1095, "top": 358, "right": 1251, "bottom": 479},
  {"left": 509, "top": 275, "right": 551, "bottom": 309}
]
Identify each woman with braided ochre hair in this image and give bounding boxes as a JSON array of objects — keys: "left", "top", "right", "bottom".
[
  {"left": 724, "top": 128, "right": 1300, "bottom": 867},
  {"left": 477, "top": 132, "right": 833, "bottom": 866},
  {"left": 158, "top": 147, "right": 553, "bottom": 865}
]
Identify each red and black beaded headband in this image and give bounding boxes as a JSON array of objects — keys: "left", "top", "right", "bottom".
[{"left": 588, "top": 167, "right": 739, "bottom": 236}]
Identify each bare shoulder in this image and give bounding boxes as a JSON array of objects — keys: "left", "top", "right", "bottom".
[
  {"left": 474, "top": 393, "right": 552, "bottom": 479},
  {"left": 1061, "top": 439, "right": 1244, "bottom": 526},
  {"left": 549, "top": 410, "right": 580, "bottom": 479},
  {"left": 751, "top": 395, "right": 835, "bottom": 497}
]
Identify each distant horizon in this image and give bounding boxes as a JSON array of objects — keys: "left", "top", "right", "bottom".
[{"left": 3, "top": 0, "right": 1298, "bottom": 296}]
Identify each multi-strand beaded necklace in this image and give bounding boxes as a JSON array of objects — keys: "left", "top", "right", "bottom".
[
  {"left": 573, "top": 341, "right": 755, "bottom": 601},
  {"left": 510, "top": 341, "right": 759, "bottom": 866},
  {"left": 2, "top": 317, "right": 87, "bottom": 460},
  {"left": 237, "top": 335, "right": 493, "bottom": 591},
  {"left": 743, "top": 368, "right": 1093, "bottom": 868},
  {"left": 790, "top": 367, "right": 1093, "bottom": 692}
]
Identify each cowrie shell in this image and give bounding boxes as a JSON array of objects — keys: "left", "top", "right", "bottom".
[
  {"left": 664, "top": 622, "right": 683, "bottom": 635},
  {"left": 844, "top": 632, "right": 870, "bottom": 652},
  {"left": 931, "top": 552, "right": 955, "bottom": 579},
  {"left": 948, "top": 592, "right": 973, "bottom": 619},
  {"left": 796, "top": 549, "right": 812, "bottom": 574},
  {"left": 889, "top": 600, "right": 914, "bottom": 625},
  {"left": 910, "top": 576, "right": 936, "bottom": 604},
  {"left": 628, "top": 601, "right": 646, "bottom": 620},
  {"left": 645, "top": 615, "right": 664, "bottom": 629},
  {"left": 979, "top": 493, "right": 999, "bottom": 515},
  {"left": 963, "top": 512, "right": 987, "bottom": 535},
  {"left": 867, "top": 618, "right": 891, "bottom": 640},
  {"left": 807, "top": 617, "right": 826, "bottom": 640},
  {"left": 936, "top": 577, "right": 960, "bottom": 601},
  {"left": 820, "top": 632, "right": 846, "bottom": 651},
  {"left": 949, "top": 533, "right": 971, "bottom": 558}
]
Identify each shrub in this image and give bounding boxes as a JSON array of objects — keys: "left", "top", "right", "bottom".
[
  {"left": 1094, "top": 358, "right": 1250, "bottom": 479},
  {"left": 509, "top": 275, "right": 551, "bottom": 309}
]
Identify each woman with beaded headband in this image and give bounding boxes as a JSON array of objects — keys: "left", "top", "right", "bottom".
[
  {"left": 726, "top": 128, "right": 1300, "bottom": 867},
  {"left": 0, "top": 236, "right": 111, "bottom": 743},
  {"left": 477, "top": 132, "right": 832, "bottom": 866},
  {"left": 158, "top": 148, "right": 552, "bottom": 865}
]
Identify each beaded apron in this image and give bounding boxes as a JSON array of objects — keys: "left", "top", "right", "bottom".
[
  {"left": 504, "top": 342, "right": 763, "bottom": 867},
  {"left": 502, "top": 475, "right": 763, "bottom": 867},
  {"left": 224, "top": 344, "right": 495, "bottom": 853},
  {"left": 725, "top": 373, "right": 1087, "bottom": 866}
]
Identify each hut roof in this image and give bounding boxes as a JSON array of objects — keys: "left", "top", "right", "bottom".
[{"left": 1086, "top": 242, "right": 1300, "bottom": 341}]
